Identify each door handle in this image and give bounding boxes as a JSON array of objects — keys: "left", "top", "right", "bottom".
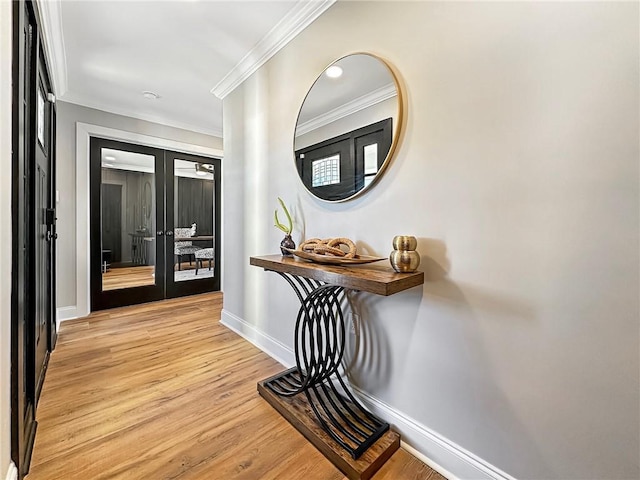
[
  {"left": 165, "top": 231, "right": 174, "bottom": 236},
  {"left": 157, "top": 231, "right": 164, "bottom": 236},
  {"left": 46, "top": 231, "right": 58, "bottom": 242}
]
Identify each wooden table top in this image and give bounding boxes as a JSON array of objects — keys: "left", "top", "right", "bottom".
[{"left": 250, "top": 255, "right": 424, "bottom": 296}]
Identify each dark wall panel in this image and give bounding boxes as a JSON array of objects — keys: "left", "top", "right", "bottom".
[
  {"left": 101, "top": 184, "right": 122, "bottom": 262},
  {"left": 177, "top": 177, "right": 213, "bottom": 235}
]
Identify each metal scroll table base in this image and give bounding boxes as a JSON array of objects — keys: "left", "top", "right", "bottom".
[{"left": 257, "top": 272, "right": 400, "bottom": 480}]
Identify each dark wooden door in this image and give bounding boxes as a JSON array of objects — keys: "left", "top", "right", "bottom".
[
  {"left": 101, "top": 184, "right": 123, "bottom": 263},
  {"left": 33, "top": 50, "right": 55, "bottom": 402},
  {"left": 12, "top": 4, "right": 38, "bottom": 475},
  {"left": 90, "top": 141, "right": 221, "bottom": 310},
  {"left": 12, "top": 2, "right": 57, "bottom": 477},
  {"left": 165, "top": 151, "right": 221, "bottom": 299},
  {"left": 34, "top": 128, "right": 49, "bottom": 401},
  {"left": 90, "top": 137, "right": 166, "bottom": 311}
]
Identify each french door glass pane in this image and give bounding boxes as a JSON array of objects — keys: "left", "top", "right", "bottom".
[
  {"left": 100, "top": 148, "right": 156, "bottom": 291},
  {"left": 173, "top": 159, "right": 215, "bottom": 282}
]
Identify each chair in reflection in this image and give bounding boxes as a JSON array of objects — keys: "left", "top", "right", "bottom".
[
  {"left": 194, "top": 247, "right": 214, "bottom": 275},
  {"left": 174, "top": 224, "right": 202, "bottom": 270}
]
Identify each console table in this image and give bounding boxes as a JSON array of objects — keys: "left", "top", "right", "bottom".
[{"left": 250, "top": 255, "right": 424, "bottom": 480}]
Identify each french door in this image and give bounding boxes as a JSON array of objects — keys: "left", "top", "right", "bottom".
[{"left": 90, "top": 137, "right": 221, "bottom": 311}]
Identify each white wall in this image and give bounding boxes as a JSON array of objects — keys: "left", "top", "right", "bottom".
[
  {"left": 295, "top": 97, "right": 396, "bottom": 150},
  {"left": 0, "top": 2, "right": 14, "bottom": 477},
  {"left": 55, "top": 101, "right": 223, "bottom": 310},
  {"left": 221, "top": 88, "right": 246, "bottom": 321},
  {"left": 222, "top": 2, "right": 639, "bottom": 479}
]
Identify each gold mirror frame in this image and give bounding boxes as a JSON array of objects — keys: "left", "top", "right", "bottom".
[{"left": 293, "top": 53, "right": 405, "bottom": 203}]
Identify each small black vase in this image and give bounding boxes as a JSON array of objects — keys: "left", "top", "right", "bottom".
[{"left": 280, "top": 234, "right": 295, "bottom": 256}]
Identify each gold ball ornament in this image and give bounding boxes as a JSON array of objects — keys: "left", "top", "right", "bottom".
[{"left": 389, "top": 236, "right": 420, "bottom": 273}]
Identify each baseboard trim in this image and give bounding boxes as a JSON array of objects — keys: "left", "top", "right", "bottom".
[
  {"left": 401, "top": 442, "right": 457, "bottom": 480},
  {"left": 5, "top": 462, "right": 17, "bottom": 480},
  {"left": 57, "top": 305, "right": 78, "bottom": 328},
  {"left": 220, "top": 311, "right": 516, "bottom": 480},
  {"left": 220, "top": 310, "right": 295, "bottom": 368},
  {"left": 351, "top": 386, "right": 516, "bottom": 480}
]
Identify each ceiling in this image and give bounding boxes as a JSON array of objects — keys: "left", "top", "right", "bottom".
[{"left": 40, "top": 0, "right": 336, "bottom": 137}]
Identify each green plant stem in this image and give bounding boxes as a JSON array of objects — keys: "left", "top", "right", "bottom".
[{"left": 274, "top": 197, "right": 293, "bottom": 235}]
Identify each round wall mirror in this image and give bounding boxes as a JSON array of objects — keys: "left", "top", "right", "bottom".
[{"left": 294, "top": 53, "right": 403, "bottom": 202}]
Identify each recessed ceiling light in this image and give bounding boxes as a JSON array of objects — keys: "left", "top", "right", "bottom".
[
  {"left": 325, "top": 66, "right": 343, "bottom": 79},
  {"left": 103, "top": 162, "right": 114, "bottom": 167},
  {"left": 104, "top": 155, "right": 116, "bottom": 161},
  {"left": 142, "top": 91, "right": 160, "bottom": 100}
]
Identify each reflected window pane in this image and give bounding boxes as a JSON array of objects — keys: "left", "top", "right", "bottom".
[
  {"left": 312, "top": 154, "right": 340, "bottom": 187},
  {"left": 363, "top": 175, "right": 374, "bottom": 189},
  {"left": 174, "top": 159, "right": 215, "bottom": 282},
  {"left": 364, "top": 143, "right": 378, "bottom": 175},
  {"left": 101, "top": 148, "right": 156, "bottom": 291}
]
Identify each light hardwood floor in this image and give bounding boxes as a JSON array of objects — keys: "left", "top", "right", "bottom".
[
  {"left": 27, "top": 293, "right": 445, "bottom": 480},
  {"left": 102, "top": 262, "right": 203, "bottom": 291},
  {"left": 102, "top": 265, "right": 156, "bottom": 290}
]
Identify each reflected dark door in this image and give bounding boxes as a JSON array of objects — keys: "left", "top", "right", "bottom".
[
  {"left": 295, "top": 118, "right": 392, "bottom": 201},
  {"left": 297, "top": 138, "right": 352, "bottom": 201},
  {"left": 354, "top": 124, "right": 391, "bottom": 192}
]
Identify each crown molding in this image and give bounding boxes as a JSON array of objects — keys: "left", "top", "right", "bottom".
[
  {"left": 60, "top": 92, "right": 223, "bottom": 138},
  {"left": 295, "top": 83, "right": 397, "bottom": 136},
  {"left": 211, "top": 0, "right": 336, "bottom": 99},
  {"left": 37, "top": 0, "right": 68, "bottom": 95}
]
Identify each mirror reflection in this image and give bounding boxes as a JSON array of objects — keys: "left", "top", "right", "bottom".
[
  {"left": 294, "top": 53, "right": 401, "bottom": 202},
  {"left": 173, "top": 159, "right": 215, "bottom": 283},
  {"left": 101, "top": 148, "right": 156, "bottom": 291}
]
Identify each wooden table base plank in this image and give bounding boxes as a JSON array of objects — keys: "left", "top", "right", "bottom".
[{"left": 258, "top": 379, "right": 400, "bottom": 480}]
